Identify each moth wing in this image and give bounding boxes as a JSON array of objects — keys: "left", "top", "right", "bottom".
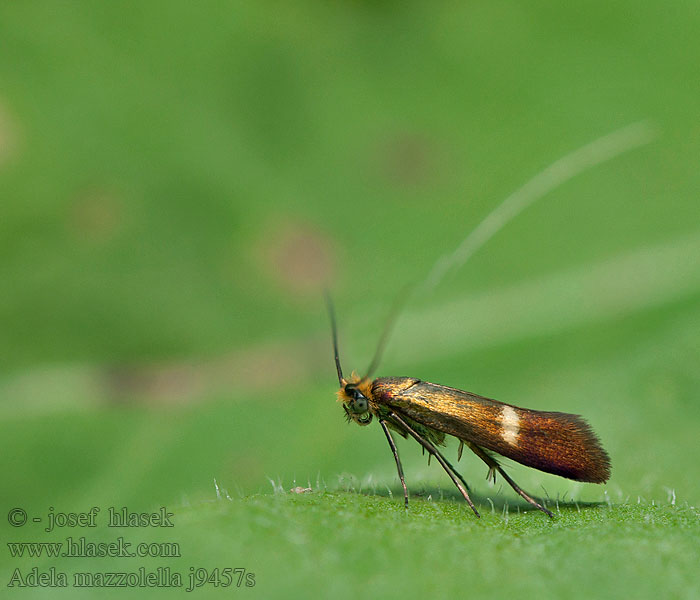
[{"left": 372, "top": 377, "right": 610, "bottom": 483}]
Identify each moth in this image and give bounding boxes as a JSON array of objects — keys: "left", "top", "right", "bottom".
[{"left": 326, "top": 296, "right": 611, "bottom": 518}]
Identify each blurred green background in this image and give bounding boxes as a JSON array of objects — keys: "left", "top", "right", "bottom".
[{"left": 1, "top": 1, "right": 699, "bottom": 598}]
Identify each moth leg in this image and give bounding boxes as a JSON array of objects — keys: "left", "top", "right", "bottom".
[
  {"left": 389, "top": 412, "right": 480, "bottom": 518},
  {"left": 467, "top": 443, "right": 553, "bottom": 518},
  {"left": 432, "top": 446, "right": 473, "bottom": 495},
  {"left": 496, "top": 466, "right": 553, "bottom": 518},
  {"left": 379, "top": 419, "right": 409, "bottom": 509}
]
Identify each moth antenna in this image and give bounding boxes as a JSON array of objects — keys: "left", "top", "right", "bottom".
[
  {"left": 324, "top": 290, "right": 345, "bottom": 385},
  {"left": 363, "top": 284, "right": 413, "bottom": 381},
  {"left": 420, "top": 120, "right": 656, "bottom": 293}
]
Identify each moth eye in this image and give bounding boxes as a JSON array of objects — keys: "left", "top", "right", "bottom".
[{"left": 354, "top": 396, "right": 368, "bottom": 412}]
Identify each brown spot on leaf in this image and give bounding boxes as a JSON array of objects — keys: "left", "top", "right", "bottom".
[
  {"left": 100, "top": 337, "right": 324, "bottom": 406},
  {"left": 258, "top": 220, "right": 335, "bottom": 297},
  {"left": 102, "top": 363, "right": 205, "bottom": 405},
  {"left": 375, "top": 132, "right": 440, "bottom": 188},
  {"left": 69, "top": 189, "right": 124, "bottom": 243}
]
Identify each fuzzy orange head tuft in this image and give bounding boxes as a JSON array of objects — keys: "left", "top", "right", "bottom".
[{"left": 336, "top": 371, "right": 373, "bottom": 402}]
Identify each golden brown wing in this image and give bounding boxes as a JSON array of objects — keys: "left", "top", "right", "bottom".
[{"left": 372, "top": 377, "right": 610, "bottom": 483}]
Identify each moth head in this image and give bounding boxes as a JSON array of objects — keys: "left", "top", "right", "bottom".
[
  {"left": 326, "top": 292, "right": 383, "bottom": 427},
  {"left": 338, "top": 375, "right": 373, "bottom": 426}
]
